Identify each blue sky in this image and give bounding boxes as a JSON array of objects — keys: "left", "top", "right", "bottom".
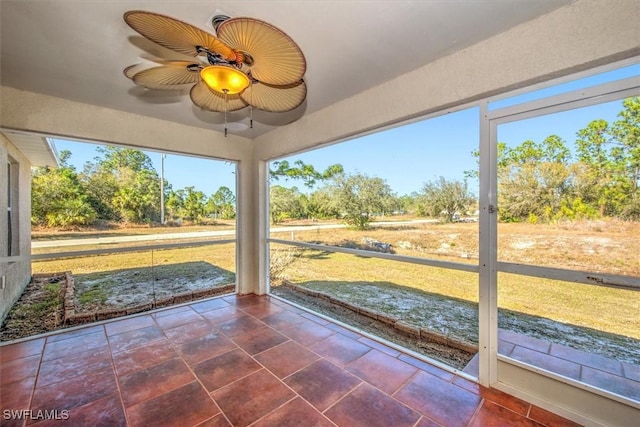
[{"left": 54, "top": 63, "right": 638, "bottom": 197}]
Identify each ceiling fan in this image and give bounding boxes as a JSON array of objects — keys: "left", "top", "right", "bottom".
[{"left": 123, "top": 10, "right": 307, "bottom": 136}]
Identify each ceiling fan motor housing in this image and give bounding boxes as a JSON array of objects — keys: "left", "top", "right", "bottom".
[{"left": 211, "top": 15, "right": 231, "bottom": 31}]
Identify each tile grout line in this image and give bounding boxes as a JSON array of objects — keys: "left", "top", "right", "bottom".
[
  {"left": 151, "top": 309, "right": 232, "bottom": 427},
  {"left": 107, "top": 312, "right": 209, "bottom": 423},
  {"left": 465, "top": 396, "right": 486, "bottom": 427},
  {"left": 239, "top": 301, "right": 368, "bottom": 426},
  {"left": 104, "top": 324, "right": 130, "bottom": 427},
  {"left": 210, "top": 298, "right": 315, "bottom": 425},
  {"left": 230, "top": 305, "right": 331, "bottom": 417},
  {"left": 192, "top": 299, "right": 296, "bottom": 423},
  {"left": 319, "top": 381, "right": 366, "bottom": 416},
  {"left": 24, "top": 337, "right": 47, "bottom": 426},
  {"left": 110, "top": 307, "right": 228, "bottom": 425},
  {"left": 390, "top": 368, "right": 422, "bottom": 399}
]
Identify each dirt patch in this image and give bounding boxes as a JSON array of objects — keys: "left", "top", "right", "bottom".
[
  {"left": 0, "top": 274, "right": 66, "bottom": 341},
  {"left": 74, "top": 270, "right": 234, "bottom": 313}
]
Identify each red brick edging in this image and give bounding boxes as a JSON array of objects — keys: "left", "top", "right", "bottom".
[{"left": 57, "top": 271, "right": 234, "bottom": 326}]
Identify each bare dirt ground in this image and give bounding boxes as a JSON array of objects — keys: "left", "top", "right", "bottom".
[
  {"left": 0, "top": 275, "right": 66, "bottom": 341},
  {"left": 75, "top": 272, "right": 233, "bottom": 313}
]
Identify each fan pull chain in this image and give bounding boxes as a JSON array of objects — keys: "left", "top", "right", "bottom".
[
  {"left": 223, "top": 89, "right": 228, "bottom": 137},
  {"left": 250, "top": 81, "right": 254, "bottom": 129}
]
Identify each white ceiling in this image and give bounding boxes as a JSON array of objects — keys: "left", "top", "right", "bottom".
[{"left": 1, "top": 0, "right": 573, "bottom": 140}]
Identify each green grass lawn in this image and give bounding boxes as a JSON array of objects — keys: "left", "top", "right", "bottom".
[{"left": 32, "top": 243, "right": 237, "bottom": 276}]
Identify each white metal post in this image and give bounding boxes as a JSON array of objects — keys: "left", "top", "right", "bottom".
[
  {"left": 258, "top": 160, "right": 270, "bottom": 295},
  {"left": 160, "top": 153, "right": 165, "bottom": 224},
  {"left": 478, "top": 101, "right": 498, "bottom": 386}
]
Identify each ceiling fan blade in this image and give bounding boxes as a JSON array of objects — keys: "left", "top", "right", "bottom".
[
  {"left": 139, "top": 54, "right": 201, "bottom": 65},
  {"left": 216, "top": 17, "right": 306, "bottom": 86},
  {"left": 127, "top": 63, "right": 201, "bottom": 90},
  {"left": 241, "top": 80, "right": 307, "bottom": 113},
  {"left": 124, "top": 61, "right": 192, "bottom": 79},
  {"left": 190, "top": 81, "right": 248, "bottom": 113},
  {"left": 124, "top": 63, "right": 147, "bottom": 80},
  {"left": 124, "top": 10, "right": 236, "bottom": 61}
]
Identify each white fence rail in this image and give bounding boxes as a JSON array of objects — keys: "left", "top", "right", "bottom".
[
  {"left": 269, "top": 238, "right": 640, "bottom": 291},
  {"left": 0, "top": 239, "right": 236, "bottom": 263}
]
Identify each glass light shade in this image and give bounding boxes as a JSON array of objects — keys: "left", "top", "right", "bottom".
[{"left": 200, "top": 65, "right": 250, "bottom": 95}]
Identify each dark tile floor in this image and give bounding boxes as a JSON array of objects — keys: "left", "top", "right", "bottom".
[{"left": 1, "top": 294, "right": 582, "bottom": 427}]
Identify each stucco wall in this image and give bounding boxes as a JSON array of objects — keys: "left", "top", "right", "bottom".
[{"left": 0, "top": 134, "right": 32, "bottom": 322}]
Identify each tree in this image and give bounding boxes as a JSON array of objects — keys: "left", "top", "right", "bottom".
[
  {"left": 166, "top": 189, "right": 185, "bottom": 220},
  {"left": 418, "top": 177, "right": 475, "bottom": 222},
  {"left": 611, "top": 97, "right": 640, "bottom": 218},
  {"left": 111, "top": 168, "right": 160, "bottom": 223},
  {"left": 182, "top": 186, "right": 207, "bottom": 223},
  {"left": 464, "top": 142, "right": 509, "bottom": 180},
  {"left": 31, "top": 151, "right": 97, "bottom": 227},
  {"left": 270, "top": 160, "right": 343, "bottom": 187},
  {"left": 570, "top": 98, "right": 640, "bottom": 219},
  {"left": 539, "top": 135, "right": 572, "bottom": 164},
  {"left": 207, "top": 186, "right": 236, "bottom": 219},
  {"left": 307, "top": 188, "right": 340, "bottom": 220},
  {"left": 575, "top": 119, "right": 617, "bottom": 216},
  {"left": 497, "top": 136, "right": 574, "bottom": 222},
  {"left": 83, "top": 147, "right": 161, "bottom": 223},
  {"left": 81, "top": 164, "right": 119, "bottom": 220},
  {"left": 267, "top": 160, "right": 344, "bottom": 223},
  {"left": 96, "top": 146, "right": 155, "bottom": 172},
  {"left": 330, "top": 173, "right": 395, "bottom": 229},
  {"left": 399, "top": 192, "right": 422, "bottom": 216},
  {"left": 269, "top": 186, "right": 306, "bottom": 224},
  {"left": 499, "top": 162, "right": 579, "bottom": 222}
]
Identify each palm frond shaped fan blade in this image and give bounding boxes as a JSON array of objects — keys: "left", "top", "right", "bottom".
[
  {"left": 124, "top": 10, "right": 308, "bottom": 131},
  {"left": 126, "top": 62, "right": 202, "bottom": 90},
  {"left": 190, "top": 81, "right": 248, "bottom": 113},
  {"left": 124, "top": 11, "right": 236, "bottom": 61},
  {"left": 217, "top": 18, "right": 306, "bottom": 86},
  {"left": 241, "top": 80, "right": 306, "bottom": 112},
  {"left": 124, "top": 64, "right": 145, "bottom": 80}
]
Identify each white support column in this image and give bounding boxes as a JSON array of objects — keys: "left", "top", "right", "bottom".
[
  {"left": 235, "top": 156, "right": 257, "bottom": 295},
  {"left": 235, "top": 153, "right": 270, "bottom": 296}
]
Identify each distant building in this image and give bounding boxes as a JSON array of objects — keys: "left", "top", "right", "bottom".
[{"left": 0, "top": 133, "right": 58, "bottom": 321}]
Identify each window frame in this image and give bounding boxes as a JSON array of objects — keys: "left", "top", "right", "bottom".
[{"left": 6, "top": 158, "right": 18, "bottom": 258}]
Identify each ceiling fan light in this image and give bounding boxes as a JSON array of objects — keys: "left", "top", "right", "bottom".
[{"left": 200, "top": 65, "right": 249, "bottom": 95}]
